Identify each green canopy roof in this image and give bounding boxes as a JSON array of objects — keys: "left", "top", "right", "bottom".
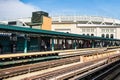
[{"left": 0, "top": 24, "right": 119, "bottom": 41}]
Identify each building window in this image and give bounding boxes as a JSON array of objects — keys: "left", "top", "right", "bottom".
[
  {"left": 91, "top": 29, "right": 94, "bottom": 32},
  {"left": 91, "top": 34, "right": 94, "bottom": 36},
  {"left": 87, "top": 29, "right": 90, "bottom": 32},
  {"left": 81, "top": 28, "right": 95, "bottom": 32},
  {"left": 82, "top": 29, "right": 85, "bottom": 32},
  {"left": 106, "top": 29, "right": 109, "bottom": 32},
  {"left": 101, "top": 28, "right": 115, "bottom": 33},
  {"left": 87, "top": 34, "right": 89, "bottom": 36},
  {"left": 110, "top": 34, "right": 114, "bottom": 38},
  {"left": 101, "top": 34, "right": 105, "bottom": 37},
  {"left": 82, "top": 34, "right": 85, "bottom": 35},
  {"left": 106, "top": 34, "right": 109, "bottom": 38},
  {"left": 101, "top": 29, "right": 105, "bottom": 32},
  {"left": 110, "top": 29, "right": 115, "bottom": 33}
]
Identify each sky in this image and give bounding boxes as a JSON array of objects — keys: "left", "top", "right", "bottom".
[{"left": 0, "top": 0, "right": 120, "bottom": 20}]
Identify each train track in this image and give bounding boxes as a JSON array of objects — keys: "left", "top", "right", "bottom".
[
  {"left": 22, "top": 58, "right": 108, "bottom": 80},
  {"left": 1, "top": 48, "right": 120, "bottom": 80},
  {"left": 92, "top": 60, "right": 120, "bottom": 80},
  {"left": 0, "top": 48, "right": 106, "bottom": 79},
  {"left": 69, "top": 52, "right": 120, "bottom": 80},
  {"left": 20, "top": 49, "right": 120, "bottom": 80},
  {"left": 0, "top": 56, "right": 80, "bottom": 79}
]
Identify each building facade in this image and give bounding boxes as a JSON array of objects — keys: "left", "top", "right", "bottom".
[{"left": 52, "top": 16, "right": 120, "bottom": 39}]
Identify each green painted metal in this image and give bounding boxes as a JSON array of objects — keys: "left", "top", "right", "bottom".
[
  {"left": 0, "top": 36, "right": 40, "bottom": 53},
  {"left": 28, "top": 37, "right": 39, "bottom": 51},
  {"left": 0, "top": 24, "right": 120, "bottom": 41},
  {"left": 17, "top": 37, "right": 24, "bottom": 51},
  {"left": 24, "top": 38, "right": 27, "bottom": 53},
  {"left": 0, "top": 36, "right": 11, "bottom": 53}
]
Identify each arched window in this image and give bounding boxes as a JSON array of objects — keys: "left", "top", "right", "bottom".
[
  {"left": 110, "top": 34, "right": 114, "bottom": 38},
  {"left": 82, "top": 34, "right": 85, "bottom": 35},
  {"left": 91, "top": 34, "right": 94, "bottom": 36},
  {"left": 87, "top": 34, "right": 89, "bottom": 36},
  {"left": 106, "top": 34, "right": 109, "bottom": 38},
  {"left": 101, "top": 34, "right": 105, "bottom": 37}
]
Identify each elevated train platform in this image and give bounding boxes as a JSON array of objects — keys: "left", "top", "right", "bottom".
[
  {"left": 0, "top": 12, "right": 120, "bottom": 79},
  {"left": 0, "top": 24, "right": 120, "bottom": 54},
  {"left": 0, "top": 24, "right": 120, "bottom": 69}
]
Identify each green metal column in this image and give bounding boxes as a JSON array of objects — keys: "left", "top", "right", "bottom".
[
  {"left": 75, "top": 40, "right": 77, "bottom": 50},
  {"left": 24, "top": 37, "right": 27, "bottom": 53},
  {"left": 92, "top": 40, "right": 95, "bottom": 48},
  {"left": 52, "top": 38, "right": 54, "bottom": 51}
]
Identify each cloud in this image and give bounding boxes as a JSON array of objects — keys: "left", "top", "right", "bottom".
[{"left": 0, "top": 0, "right": 40, "bottom": 20}]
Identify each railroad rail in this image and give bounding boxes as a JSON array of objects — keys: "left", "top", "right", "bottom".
[
  {"left": 19, "top": 49, "right": 120, "bottom": 80},
  {"left": 48, "top": 52, "right": 120, "bottom": 80},
  {"left": 1, "top": 48, "right": 120, "bottom": 80},
  {"left": 92, "top": 60, "right": 120, "bottom": 80},
  {"left": 0, "top": 56, "right": 80, "bottom": 79},
  {"left": 71, "top": 57, "right": 120, "bottom": 80},
  {"left": 22, "top": 57, "right": 108, "bottom": 80},
  {"left": 0, "top": 48, "right": 107, "bottom": 79},
  {"left": 67, "top": 51, "right": 120, "bottom": 80}
]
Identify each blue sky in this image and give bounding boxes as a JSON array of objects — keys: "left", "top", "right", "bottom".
[
  {"left": 20, "top": 0, "right": 120, "bottom": 18},
  {"left": 0, "top": 0, "right": 120, "bottom": 20}
]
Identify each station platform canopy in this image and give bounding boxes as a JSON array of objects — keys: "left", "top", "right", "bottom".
[{"left": 0, "top": 24, "right": 120, "bottom": 41}]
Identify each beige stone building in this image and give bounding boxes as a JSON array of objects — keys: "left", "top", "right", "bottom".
[{"left": 52, "top": 16, "right": 120, "bottom": 39}]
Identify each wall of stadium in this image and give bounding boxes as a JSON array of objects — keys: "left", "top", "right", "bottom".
[
  {"left": 52, "top": 16, "right": 120, "bottom": 39},
  {"left": 52, "top": 23, "right": 118, "bottom": 39}
]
